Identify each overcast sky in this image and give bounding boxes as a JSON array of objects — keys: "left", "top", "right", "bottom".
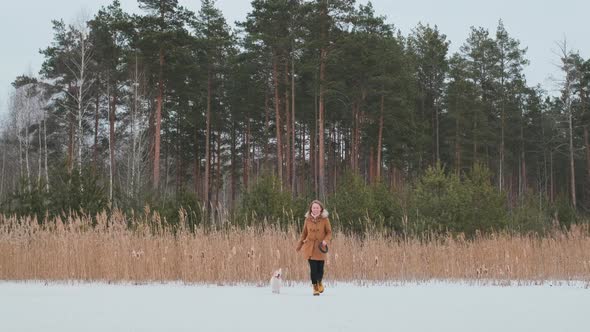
[{"left": 1, "top": 0, "right": 589, "bottom": 119}]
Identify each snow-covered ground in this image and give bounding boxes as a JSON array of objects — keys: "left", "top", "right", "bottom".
[{"left": 1, "top": 281, "right": 589, "bottom": 332}]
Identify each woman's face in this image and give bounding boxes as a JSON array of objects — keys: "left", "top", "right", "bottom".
[{"left": 311, "top": 203, "right": 322, "bottom": 216}]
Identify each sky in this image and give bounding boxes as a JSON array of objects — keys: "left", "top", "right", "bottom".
[
  {"left": 1, "top": 281, "right": 589, "bottom": 331},
  {"left": 1, "top": 0, "right": 589, "bottom": 119}
]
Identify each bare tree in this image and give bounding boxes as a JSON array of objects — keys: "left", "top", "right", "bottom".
[
  {"left": 555, "top": 38, "right": 577, "bottom": 208},
  {"left": 60, "top": 17, "right": 94, "bottom": 178},
  {"left": 125, "top": 53, "right": 150, "bottom": 200},
  {"left": 9, "top": 84, "right": 45, "bottom": 191}
]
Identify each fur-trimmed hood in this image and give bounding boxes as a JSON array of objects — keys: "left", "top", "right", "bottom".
[{"left": 304, "top": 210, "right": 329, "bottom": 219}]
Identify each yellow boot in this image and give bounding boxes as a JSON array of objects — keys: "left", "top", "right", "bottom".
[
  {"left": 318, "top": 281, "right": 324, "bottom": 294},
  {"left": 313, "top": 283, "right": 320, "bottom": 296}
]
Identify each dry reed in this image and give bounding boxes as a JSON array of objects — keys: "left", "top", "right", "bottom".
[{"left": 1, "top": 211, "right": 589, "bottom": 285}]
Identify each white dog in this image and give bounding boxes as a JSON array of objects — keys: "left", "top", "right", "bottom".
[{"left": 270, "top": 268, "right": 282, "bottom": 294}]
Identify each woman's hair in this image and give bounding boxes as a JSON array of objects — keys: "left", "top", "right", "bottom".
[{"left": 308, "top": 200, "right": 324, "bottom": 214}]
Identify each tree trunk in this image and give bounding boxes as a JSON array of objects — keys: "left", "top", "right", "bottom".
[
  {"left": 231, "top": 122, "right": 237, "bottom": 207},
  {"left": 175, "top": 113, "right": 181, "bottom": 195},
  {"left": 473, "top": 109, "right": 478, "bottom": 167},
  {"left": 264, "top": 90, "right": 270, "bottom": 169},
  {"left": 67, "top": 85, "right": 74, "bottom": 175},
  {"left": 194, "top": 96, "right": 200, "bottom": 198},
  {"left": 312, "top": 89, "right": 318, "bottom": 196},
  {"left": 24, "top": 120, "right": 30, "bottom": 190},
  {"left": 376, "top": 95, "right": 384, "bottom": 182},
  {"left": 318, "top": 3, "right": 327, "bottom": 200},
  {"left": 582, "top": 83, "right": 590, "bottom": 207},
  {"left": 327, "top": 124, "right": 333, "bottom": 192},
  {"left": 584, "top": 125, "right": 590, "bottom": 206},
  {"left": 131, "top": 58, "right": 139, "bottom": 198},
  {"left": 284, "top": 58, "right": 291, "bottom": 192},
  {"left": 164, "top": 111, "right": 170, "bottom": 200},
  {"left": 93, "top": 79, "right": 99, "bottom": 176},
  {"left": 204, "top": 68, "right": 212, "bottom": 216},
  {"left": 568, "top": 108, "right": 576, "bottom": 208},
  {"left": 76, "top": 35, "right": 88, "bottom": 179},
  {"left": 353, "top": 102, "right": 361, "bottom": 173},
  {"left": 109, "top": 84, "right": 117, "bottom": 206},
  {"left": 369, "top": 146, "right": 375, "bottom": 184},
  {"left": 351, "top": 102, "right": 357, "bottom": 172},
  {"left": 154, "top": 46, "right": 164, "bottom": 191},
  {"left": 194, "top": 139, "right": 200, "bottom": 199},
  {"left": 333, "top": 124, "right": 338, "bottom": 192},
  {"left": 243, "top": 119, "right": 250, "bottom": 191},
  {"left": 44, "top": 116, "right": 49, "bottom": 192},
  {"left": 300, "top": 123, "right": 306, "bottom": 195},
  {"left": 455, "top": 117, "right": 461, "bottom": 176},
  {"left": 0, "top": 148, "right": 5, "bottom": 199},
  {"left": 215, "top": 130, "right": 222, "bottom": 215},
  {"left": 273, "top": 55, "right": 283, "bottom": 187},
  {"left": 520, "top": 107, "right": 526, "bottom": 196},
  {"left": 37, "top": 117, "right": 42, "bottom": 186},
  {"left": 499, "top": 77, "right": 505, "bottom": 192},
  {"left": 291, "top": 57, "right": 296, "bottom": 196},
  {"left": 18, "top": 125, "right": 23, "bottom": 180},
  {"left": 435, "top": 98, "right": 440, "bottom": 164},
  {"left": 550, "top": 151, "right": 555, "bottom": 203},
  {"left": 318, "top": 60, "right": 326, "bottom": 200}
]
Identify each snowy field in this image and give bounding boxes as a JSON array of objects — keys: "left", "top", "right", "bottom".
[{"left": 1, "top": 281, "right": 589, "bottom": 332}]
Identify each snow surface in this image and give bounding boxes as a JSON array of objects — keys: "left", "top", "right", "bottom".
[{"left": 1, "top": 281, "right": 589, "bottom": 332}]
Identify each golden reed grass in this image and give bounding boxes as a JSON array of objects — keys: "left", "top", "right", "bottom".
[{"left": 1, "top": 210, "right": 590, "bottom": 285}]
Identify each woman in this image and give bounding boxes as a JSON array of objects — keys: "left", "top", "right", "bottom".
[{"left": 296, "top": 200, "right": 332, "bottom": 296}]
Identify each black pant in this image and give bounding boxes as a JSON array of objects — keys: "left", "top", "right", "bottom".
[{"left": 308, "top": 259, "right": 325, "bottom": 284}]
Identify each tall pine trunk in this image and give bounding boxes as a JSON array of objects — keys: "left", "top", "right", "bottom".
[
  {"left": 194, "top": 134, "right": 200, "bottom": 199},
  {"left": 455, "top": 117, "right": 461, "bottom": 176},
  {"left": 243, "top": 120, "right": 251, "bottom": 191},
  {"left": 273, "top": 55, "right": 283, "bottom": 187},
  {"left": 204, "top": 69, "right": 212, "bottom": 217},
  {"left": 318, "top": 3, "right": 327, "bottom": 199},
  {"left": 434, "top": 98, "right": 440, "bottom": 164},
  {"left": 291, "top": 58, "right": 296, "bottom": 195},
  {"left": 312, "top": 89, "right": 318, "bottom": 196},
  {"left": 376, "top": 95, "right": 384, "bottom": 182},
  {"left": 175, "top": 113, "right": 181, "bottom": 194},
  {"left": 109, "top": 84, "right": 117, "bottom": 206},
  {"left": 154, "top": 46, "right": 163, "bottom": 190},
  {"left": 582, "top": 91, "right": 590, "bottom": 207},
  {"left": 499, "top": 74, "right": 506, "bottom": 192},
  {"left": 231, "top": 122, "right": 237, "bottom": 207},
  {"left": 473, "top": 109, "right": 478, "bottom": 167},
  {"left": 284, "top": 58, "right": 291, "bottom": 192},
  {"left": 519, "top": 105, "right": 526, "bottom": 196},
  {"left": 215, "top": 130, "right": 222, "bottom": 216},
  {"left": 194, "top": 88, "right": 200, "bottom": 198}
]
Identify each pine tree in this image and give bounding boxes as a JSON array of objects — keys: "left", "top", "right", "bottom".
[
  {"left": 408, "top": 23, "right": 449, "bottom": 165},
  {"left": 493, "top": 20, "right": 528, "bottom": 192},
  {"left": 136, "top": 0, "right": 192, "bottom": 192}
]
